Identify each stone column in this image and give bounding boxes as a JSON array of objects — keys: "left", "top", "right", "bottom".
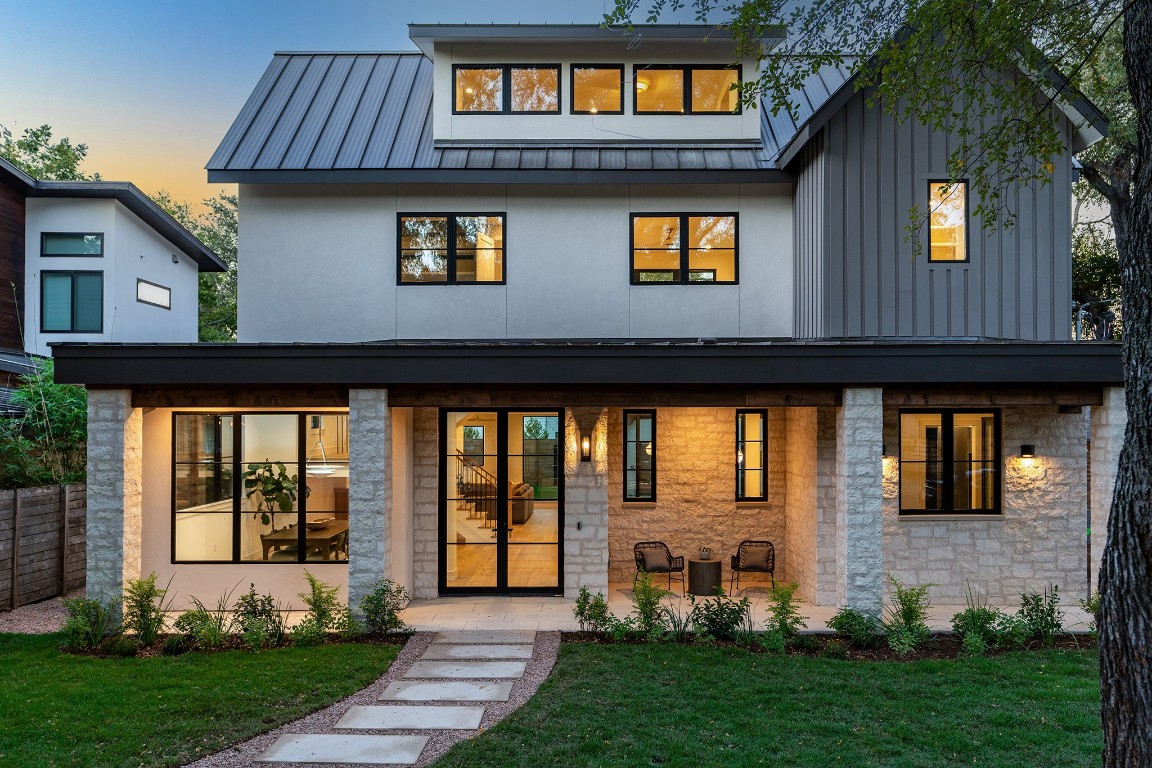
[
  {"left": 85, "top": 389, "right": 142, "bottom": 609},
  {"left": 836, "top": 388, "right": 884, "bottom": 614},
  {"left": 563, "top": 407, "right": 609, "bottom": 597},
  {"left": 348, "top": 389, "right": 392, "bottom": 613},
  {"left": 1090, "top": 387, "right": 1127, "bottom": 594}
]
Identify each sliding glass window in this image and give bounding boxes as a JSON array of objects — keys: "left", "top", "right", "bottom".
[
  {"left": 634, "top": 65, "right": 740, "bottom": 114},
  {"left": 624, "top": 410, "right": 656, "bottom": 502},
  {"left": 399, "top": 214, "right": 505, "bottom": 284},
  {"left": 631, "top": 214, "right": 737, "bottom": 284},
  {"left": 736, "top": 410, "right": 767, "bottom": 501},
  {"left": 41, "top": 270, "right": 103, "bottom": 332}
]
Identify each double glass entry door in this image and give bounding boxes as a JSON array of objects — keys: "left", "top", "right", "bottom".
[{"left": 440, "top": 409, "right": 563, "bottom": 594}]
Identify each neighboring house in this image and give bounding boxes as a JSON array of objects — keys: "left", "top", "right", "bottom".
[
  {"left": 54, "top": 25, "right": 1125, "bottom": 617},
  {"left": 0, "top": 156, "right": 225, "bottom": 359}
]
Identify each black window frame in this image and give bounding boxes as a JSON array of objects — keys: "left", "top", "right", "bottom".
[
  {"left": 926, "top": 179, "right": 971, "bottom": 263},
  {"left": 40, "top": 270, "right": 103, "bottom": 333},
  {"left": 40, "top": 232, "right": 104, "bottom": 257},
  {"left": 632, "top": 64, "right": 743, "bottom": 115},
  {"left": 570, "top": 63, "right": 625, "bottom": 115},
  {"left": 397, "top": 212, "right": 507, "bottom": 285},
  {"left": 136, "top": 278, "right": 172, "bottom": 310},
  {"left": 897, "top": 408, "right": 1002, "bottom": 515},
  {"left": 623, "top": 409, "right": 657, "bottom": 502},
  {"left": 452, "top": 64, "right": 562, "bottom": 115},
  {"left": 735, "top": 409, "right": 768, "bottom": 502},
  {"left": 630, "top": 212, "right": 739, "bottom": 285},
  {"left": 171, "top": 411, "right": 350, "bottom": 565}
]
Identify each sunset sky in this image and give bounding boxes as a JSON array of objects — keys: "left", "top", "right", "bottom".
[{"left": 1, "top": 0, "right": 691, "bottom": 209}]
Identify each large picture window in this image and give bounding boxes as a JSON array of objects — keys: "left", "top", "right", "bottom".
[
  {"left": 398, "top": 214, "right": 505, "bottom": 284},
  {"left": 899, "top": 410, "right": 1000, "bottom": 514},
  {"left": 736, "top": 410, "right": 767, "bottom": 501},
  {"left": 41, "top": 232, "right": 103, "bottom": 257},
  {"left": 41, "top": 270, "right": 103, "bottom": 332},
  {"left": 624, "top": 410, "right": 656, "bottom": 502},
  {"left": 454, "top": 65, "right": 560, "bottom": 114},
  {"left": 173, "top": 412, "right": 350, "bottom": 563},
  {"left": 631, "top": 214, "right": 737, "bottom": 284},
  {"left": 928, "top": 181, "right": 968, "bottom": 261},
  {"left": 633, "top": 65, "right": 740, "bottom": 114}
]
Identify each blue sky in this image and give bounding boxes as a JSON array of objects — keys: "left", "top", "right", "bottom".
[{"left": 1, "top": 0, "right": 690, "bottom": 206}]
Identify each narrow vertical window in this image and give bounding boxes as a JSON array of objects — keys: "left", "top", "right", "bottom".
[
  {"left": 736, "top": 410, "right": 767, "bottom": 501},
  {"left": 624, "top": 410, "right": 656, "bottom": 501},
  {"left": 928, "top": 181, "right": 967, "bottom": 261}
]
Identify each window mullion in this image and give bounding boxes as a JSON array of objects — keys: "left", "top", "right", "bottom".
[
  {"left": 232, "top": 415, "right": 242, "bottom": 562},
  {"left": 679, "top": 215, "right": 690, "bottom": 283},
  {"left": 447, "top": 215, "right": 457, "bottom": 284},
  {"left": 683, "top": 68, "right": 691, "bottom": 114},
  {"left": 942, "top": 413, "right": 955, "bottom": 513}
]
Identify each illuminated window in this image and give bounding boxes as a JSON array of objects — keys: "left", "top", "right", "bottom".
[
  {"left": 624, "top": 411, "right": 656, "bottom": 501},
  {"left": 736, "top": 410, "right": 767, "bottom": 501},
  {"left": 572, "top": 65, "right": 624, "bottom": 114},
  {"left": 928, "top": 181, "right": 967, "bottom": 261},
  {"left": 454, "top": 65, "right": 559, "bottom": 113},
  {"left": 399, "top": 214, "right": 505, "bottom": 284},
  {"left": 632, "top": 214, "right": 737, "bottom": 284},
  {"left": 899, "top": 410, "right": 999, "bottom": 514},
  {"left": 634, "top": 66, "right": 740, "bottom": 114}
]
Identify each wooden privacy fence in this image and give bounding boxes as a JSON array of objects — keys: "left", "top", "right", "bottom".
[{"left": 0, "top": 483, "right": 86, "bottom": 610}]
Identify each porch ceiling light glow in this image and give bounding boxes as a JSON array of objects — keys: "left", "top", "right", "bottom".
[{"left": 581, "top": 434, "right": 592, "bottom": 462}]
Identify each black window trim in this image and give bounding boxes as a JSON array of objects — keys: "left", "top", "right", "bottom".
[
  {"left": 897, "top": 408, "right": 1002, "bottom": 515},
  {"left": 623, "top": 409, "right": 657, "bottom": 502},
  {"left": 630, "top": 212, "right": 739, "bottom": 285},
  {"left": 570, "top": 63, "right": 626, "bottom": 115},
  {"left": 735, "top": 408, "right": 768, "bottom": 502},
  {"left": 632, "top": 64, "right": 743, "bottom": 115},
  {"left": 40, "top": 269, "right": 103, "bottom": 333},
  {"left": 926, "top": 178, "right": 971, "bottom": 263},
  {"left": 397, "top": 212, "right": 507, "bottom": 286},
  {"left": 136, "top": 277, "right": 172, "bottom": 310},
  {"left": 40, "top": 231, "right": 105, "bottom": 258},
  {"left": 452, "top": 64, "right": 562, "bottom": 115},
  {"left": 171, "top": 410, "right": 350, "bottom": 565}
]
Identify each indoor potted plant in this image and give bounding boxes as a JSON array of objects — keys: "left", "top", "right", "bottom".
[{"left": 242, "top": 461, "right": 308, "bottom": 531}]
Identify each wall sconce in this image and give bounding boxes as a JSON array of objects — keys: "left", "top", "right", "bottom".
[
  {"left": 171, "top": 253, "right": 180, "bottom": 264},
  {"left": 1020, "top": 444, "right": 1035, "bottom": 459},
  {"left": 580, "top": 434, "right": 592, "bottom": 462}
]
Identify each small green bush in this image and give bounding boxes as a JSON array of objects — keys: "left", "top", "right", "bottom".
[
  {"left": 820, "top": 639, "right": 849, "bottom": 659},
  {"left": 233, "top": 584, "right": 289, "bottom": 650},
  {"left": 690, "top": 589, "right": 751, "bottom": 641},
  {"left": 291, "top": 617, "right": 327, "bottom": 647},
  {"left": 883, "top": 576, "right": 931, "bottom": 654},
  {"left": 950, "top": 586, "right": 1005, "bottom": 654},
  {"left": 764, "top": 583, "right": 807, "bottom": 642},
  {"left": 122, "top": 572, "right": 171, "bottom": 647},
  {"left": 60, "top": 597, "right": 119, "bottom": 651},
  {"left": 359, "top": 579, "right": 412, "bottom": 635},
  {"left": 298, "top": 570, "right": 344, "bottom": 633},
  {"left": 100, "top": 635, "right": 140, "bottom": 658},
  {"left": 1079, "top": 591, "right": 1101, "bottom": 637},
  {"left": 789, "top": 633, "right": 820, "bottom": 650},
  {"left": 574, "top": 586, "right": 613, "bottom": 632},
  {"left": 173, "top": 591, "right": 233, "bottom": 650},
  {"left": 161, "top": 635, "right": 190, "bottom": 656},
  {"left": 1017, "top": 585, "right": 1064, "bottom": 646},
  {"left": 826, "top": 606, "right": 884, "bottom": 649}
]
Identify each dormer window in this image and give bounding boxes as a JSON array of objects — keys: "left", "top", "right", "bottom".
[
  {"left": 572, "top": 65, "right": 624, "bottom": 114},
  {"left": 633, "top": 66, "right": 741, "bottom": 114},
  {"left": 454, "top": 65, "right": 560, "bottom": 114}
]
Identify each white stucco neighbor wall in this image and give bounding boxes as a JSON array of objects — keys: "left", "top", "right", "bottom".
[
  {"left": 24, "top": 199, "right": 200, "bottom": 356},
  {"left": 237, "top": 183, "right": 793, "bottom": 342}
]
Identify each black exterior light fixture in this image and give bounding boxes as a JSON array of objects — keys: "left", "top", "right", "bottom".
[
  {"left": 1020, "top": 444, "right": 1036, "bottom": 459},
  {"left": 581, "top": 434, "right": 592, "bottom": 462}
]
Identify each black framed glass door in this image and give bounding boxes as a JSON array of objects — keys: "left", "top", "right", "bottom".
[{"left": 439, "top": 408, "right": 563, "bottom": 594}]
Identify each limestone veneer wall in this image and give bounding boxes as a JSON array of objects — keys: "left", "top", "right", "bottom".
[
  {"left": 783, "top": 408, "right": 818, "bottom": 601},
  {"left": 607, "top": 407, "right": 786, "bottom": 586},
  {"left": 411, "top": 407, "right": 439, "bottom": 599},
  {"left": 882, "top": 405, "right": 1090, "bottom": 604}
]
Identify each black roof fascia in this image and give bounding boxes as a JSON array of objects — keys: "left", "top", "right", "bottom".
[
  {"left": 51, "top": 340, "right": 1123, "bottom": 388},
  {"left": 207, "top": 168, "right": 789, "bottom": 185}
]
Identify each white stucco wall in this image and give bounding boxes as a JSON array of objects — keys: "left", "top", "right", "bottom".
[
  {"left": 237, "top": 182, "right": 793, "bottom": 342},
  {"left": 24, "top": 198, "right": 200, "bottom": 356}
]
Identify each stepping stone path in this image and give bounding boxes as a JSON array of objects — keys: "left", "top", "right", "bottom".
[{"left": 257, "top": 630, "right": 539, "bottom": 765}]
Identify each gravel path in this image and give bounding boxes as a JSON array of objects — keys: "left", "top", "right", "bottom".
[
  {"left": 184, "top": 631, "right": 560, "bottom": 768},
  {"left": 0, "top": 591, "right": 81, "bottom": 634}
]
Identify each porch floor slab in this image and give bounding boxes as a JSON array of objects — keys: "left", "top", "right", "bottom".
[
  {"left": 256, "top": 734, "right": 428, "bottom": 765},
  {"left": 379, "top": 680, "right": 515, "bottom": 702},
  {"left": 403, "top": 661, "right": 526, "bottom": 679},
  {"left": 420, "top": 643, "right": 535, "bottom": 660},
  {"left": 336, "top": 705, "right": 485, "bottom": 731}
]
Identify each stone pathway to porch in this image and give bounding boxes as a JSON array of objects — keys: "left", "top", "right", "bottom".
[{"left": 189, "top": 630, "right": 559, "bottom": 768}]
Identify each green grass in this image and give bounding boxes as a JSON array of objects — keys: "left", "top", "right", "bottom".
[
  {"left": 0, "top": 634, "right": 399, "bottom": 768},
  {"left": 438, "top": 643, "right": 1102, "bottom": 768}
]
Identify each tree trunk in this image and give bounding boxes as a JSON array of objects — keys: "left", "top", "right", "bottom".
[{"left": 1099, "top": 1, "right": 1152, "bottom": 765}]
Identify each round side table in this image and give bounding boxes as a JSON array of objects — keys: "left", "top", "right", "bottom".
[{"left": 687, "top": 558, "right": 722, "bottom": 596}]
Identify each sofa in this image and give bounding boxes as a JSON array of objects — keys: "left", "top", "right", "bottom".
[{"left": 510, "top": 482, "right": 535, "bottom": 524}]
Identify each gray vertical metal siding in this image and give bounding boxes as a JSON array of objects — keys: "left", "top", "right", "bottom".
[{"left": 809, "top": 83, "right": 1074, "bottom": 340}]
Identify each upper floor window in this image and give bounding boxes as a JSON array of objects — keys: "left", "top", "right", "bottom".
[
  {"left": 631, "top": 214, "right": 737, "bottom": 284},
  {"left": 899, "top": 410, "right": 1000, "bottom": 514},
  {"left": 454, "top": 65, "right": 560, "bottom": 114},
  {"left": 41, "top": 233, "right": 103, "bottom": 257},
  {"left": 624, "top": 410, "right": 656, "bottom": 502},
  {"left": 41, "top": 270, "right": 102, "bottom": 332},
  {"left": 928, "top": 181, "right": 967, "bottom": 261},
  {"left": 571, "top": 65, "right": 624, "bottom": 114},
  {"left": 398, "top": 214, "right": 505, "bottom": 284},
  {"left": 137, "top": 278, "right": 171, "bottom": 310},
  {"left": 736, "top": 410, "right": 767, "bottom": 501},
  {"left": 634, "top": 66, "right": 740, "bottom": 114}
]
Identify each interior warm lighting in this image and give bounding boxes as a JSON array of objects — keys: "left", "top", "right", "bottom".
[
  {"left": 636, "top": 80, "right": 649, "bottom": 92},
  {"left": 589, "top": 107, "right": 597, "bottom": 114},
  {"left": 464, "top": 87, "right": 474, "bottom": 94},
  {"left": 307, "top": 434, "right": 337, "bottom": 476},
  {"left": 644, "top": 441, "right": 652, "bottom": 456},
  {"left": 737, "top": 449, "right": 745, "bottom": 465},
  {"left": 580, "top": 435, "right": 592, "bottom": 462}
]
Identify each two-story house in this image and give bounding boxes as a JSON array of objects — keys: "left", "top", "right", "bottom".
[{"left": 54, "top": 24, "right": 1125, "bottom": 617}]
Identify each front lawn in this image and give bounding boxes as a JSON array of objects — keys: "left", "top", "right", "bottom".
[
  {"left": 438, "top": 642, "right": 1102, "bottom": 768},
  {"left": 0, "top": 633, "right": 400, "bottom": 768}
]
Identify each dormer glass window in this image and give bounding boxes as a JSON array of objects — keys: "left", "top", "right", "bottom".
[
  {"left": 634, "top": 66, "right": 740, "bottom": 114},
  {"left": 571, "top": 65, "right": 624, "bottom": 114},
  {"left": 454, "top": 65, "right": 560, "bottom": 114}
]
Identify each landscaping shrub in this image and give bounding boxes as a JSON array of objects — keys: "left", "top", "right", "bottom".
[
  {"left": 100, "top": 635, "right": 140, "bottom": 658},
  {"left": 820, "top": 639, "right": 849, "bottom": 659},
  {"left": 233, "top": 584, "right": 289, "bottom": 649},
  {"left": 630, "top": 571, "right": 668, "bottom": 636},
  {"left": 359, "top": 578, "right": 412, "bottom": 635},
  {"left": 826, "top": 607, "right": 884, "bottom": 649},
  {"left": 174, "top": 590, "right": 234, "bottom": 650},
  {"left": 122, "top": 572, "right": 171, "bottom": 646},
  {"left": 950, "top": 585, "right": 1005, "bottom": 655},
  {"left": 573, "top": 586, "right": 613, "bottom": 632},
  {"left": 1017, "top": 585, "right": 1064, "bottom": 646},
  {"left": 161, "top": 635, "right": 190, "bottom": 656},
  {"left": 60, "top": 597, "right": 119, "bottom": 651},
  {"left": 763, "top": 583, "right": 807, "bottom": 644},
  {"left": 690, "top": 589, "right": 751, "bottom": 641},
  {"left": 883, "top": 576, "right": 931, "bottom": 654},
  {"left": 1079, "top": 591, "right": 1101, "bottom": 637},
  {"left": 298, "top": 570, "right": 344, "bottom": 633}
]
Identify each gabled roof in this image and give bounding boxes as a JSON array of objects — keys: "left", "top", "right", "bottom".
[{"left": 0, "top": 157, "right": 226, "bottom": 271}]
